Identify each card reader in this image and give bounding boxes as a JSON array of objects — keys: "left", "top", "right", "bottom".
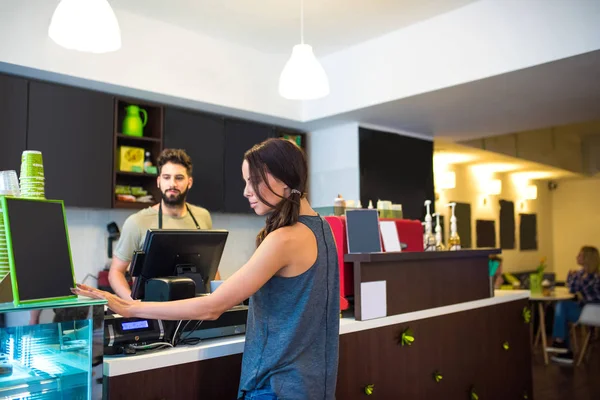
[{"left": 104, "top": 315, "right": 166, "bottom": 355}]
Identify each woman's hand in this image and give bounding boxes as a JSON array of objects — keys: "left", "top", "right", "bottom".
[{"left": 72, "top": 284, "right": 137, "bottom": 318}]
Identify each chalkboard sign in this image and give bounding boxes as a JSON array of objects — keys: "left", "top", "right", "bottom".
[
  {"left": 476, "top": 219, "right": 497, "bottom": 248},
  {"left": 519, "top": 213, "right": 538, "bottom": 251},
  {"left": 499, "top": 200, "right": 515, "bottom": 250}
]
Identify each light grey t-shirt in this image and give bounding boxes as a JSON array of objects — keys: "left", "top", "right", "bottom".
[{"left": 113, "top": 204, "right": 212, "bottom": 262}]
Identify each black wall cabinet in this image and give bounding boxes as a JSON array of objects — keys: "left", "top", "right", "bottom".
[
  {"left": 359, "top": 127, "right": 434, "bottom": 220},
  {"left": 223, "top": 120, "right": 274, "bottom": 213},
  {"left": 164, "top": 107, "right": 225, "bottom": 212},
  {"left": 2, "top": 72, "right": 300, "bottom": 211},
  {"left": 27, "top": 81, "right": 114, "bottom": 208},
  {"left": 0, "top": 74, "right": 28, "bottom": 172}
]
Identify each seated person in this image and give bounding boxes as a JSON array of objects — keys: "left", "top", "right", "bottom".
[
  {"left": 490, "top": 255, "right": 504, "bottom": 289},
  {"left": 546, "top": 246, "right": 600, "bottom": 364}
]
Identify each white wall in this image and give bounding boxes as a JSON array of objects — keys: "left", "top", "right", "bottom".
[
  {"left": 551, "top": 177, "right": 600, "bottom": 280},
  {"left": 0, "top": 0, "right": 299, "bottom": 121},
  {"left": 304, "top": 0, "right": 600, "bottom": 120},
  {"left": 66, "top": 208, "right": 263, "bottom": 286},
  {"left": 435, "top": 163, "right": 553, "bottom": 273},
  {"left": 307, "top": 123, "right": 360, "bottom": 207}
]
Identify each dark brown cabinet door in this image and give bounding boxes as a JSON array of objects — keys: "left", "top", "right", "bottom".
[
  {"left": 27, "top": 81, "right": 114, "bottom": 208},
  {"left": 164, "top": 107, "right": 225, "bottom": 212},
  {"left": 0, "top": 74, "right": 28, "bottom": 172},
  {"left": 223, "top": 119, "right": 274, "bottom": 213},
  {"left": 337, "top": 299, "right": 532, "bottom": 399}
]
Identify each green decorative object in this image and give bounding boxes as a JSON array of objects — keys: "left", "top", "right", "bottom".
[
  {"left": 364, "top": 384, "right": 374, "bottom": 395},
  {"left": 530, "top": 257, "right": 547, "bottom": 294},
  {"left": 522, "top": 307, "right": 532, "bottom": 324},
  {"left": 398, "top": 327, "right": 415, "bottom": 347},
  {"left": 503, "top": 341, "right": 510, "bottom": 351},
  {"left": 470, "top": 387, "right": 479, "bottom": 400},
  {"left": 122, "top": 105, "right": 148, "bottom": 137},
  {"left": 433, "top": 371, "right": 443, "bottom": 383},
  {"left": 523, "top": 392, "right": 529, "bottom": 399}
]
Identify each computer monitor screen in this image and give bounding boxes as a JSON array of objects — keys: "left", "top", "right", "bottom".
[
  {"left": 130, "top": 229, "right": 228, "bottom": 300},
  {"left": 1, "top": 197, "right": 76, "bottom": 305}
]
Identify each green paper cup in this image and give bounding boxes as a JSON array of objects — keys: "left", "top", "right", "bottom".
[{"left": 22, "top": 150, "right": 43, "bottom": 163}]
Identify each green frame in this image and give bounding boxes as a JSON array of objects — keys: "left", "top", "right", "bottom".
[{"left": 0, "top": 196, "right": 77, "bottom": 306}]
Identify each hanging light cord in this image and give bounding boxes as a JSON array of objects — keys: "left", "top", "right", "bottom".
[{"left": 300, "top": 0, "right": 304, "bottom": 44}]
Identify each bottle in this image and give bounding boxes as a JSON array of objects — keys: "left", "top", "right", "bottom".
[
  {"left": 144, "top": 152, "right": 152, "bottom": 169},
  {"left": 448, "top": 202, "right": 461, "bottom": 251},
  {"left": 423, "top": 200, "right": 436, "bottom": 251},
  {"left": 433, "top": 213, "right": 446, "bottom": 251},
  {"left": 333, "top": 194, "right": 346, "bottom": 216},
  {"left": 367, "top": 200, "right": 374, "bottom": 209}
]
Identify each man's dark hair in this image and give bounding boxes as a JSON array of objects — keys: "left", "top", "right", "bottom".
[{"left": 157, "top": 149, "right": 193, "bottom": 176}]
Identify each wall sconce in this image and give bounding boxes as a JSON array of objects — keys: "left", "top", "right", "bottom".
[
  {"left": 435, "top": 170, "right": 456, "bottom": 191},
  {"left": 518, "top": 184, "right": 537, "bottom": 210},
  {"left": 483, "top": 179, "right": 502, "bottom": 196},
  {"left": 524, "top": 184, "right": 537, "bottom": 200},
  {"left": 480, "top": 179, "right": 502, "bottom": 206}
]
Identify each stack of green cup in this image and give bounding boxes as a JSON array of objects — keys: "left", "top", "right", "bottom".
[
  {"left": 0, "top": 207, "right": 9, "bottom": 281},
  {"left": 19, "top": 150, "right": 46, "bottom": 199}
]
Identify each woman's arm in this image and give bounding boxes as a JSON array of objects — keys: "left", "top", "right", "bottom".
[{"left": 77, "top": 229, "right": 293, "bottom": 320}]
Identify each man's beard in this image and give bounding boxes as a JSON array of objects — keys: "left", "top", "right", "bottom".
[{"left": 161, "top": 186, "right": 189, "bottom": 207}]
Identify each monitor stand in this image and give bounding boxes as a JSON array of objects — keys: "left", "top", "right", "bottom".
[{"left": 176, "top": 264, "right": 206, "bottom": 294}]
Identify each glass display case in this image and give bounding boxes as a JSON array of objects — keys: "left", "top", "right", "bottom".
[{"left": 0, "top": 298, "right": 106, "bottom": 399}]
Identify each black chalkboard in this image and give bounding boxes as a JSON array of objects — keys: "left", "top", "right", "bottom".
[
  {"left": 3, "top": 198, "right": 76, "bottom": 304},
  {"left": 499, "top": 200, "right": 515, "bottom": 250},
  {"left": 346, "top": 209, "right": 382, "bottom": 253},
  {"left": 476, "top": 219, "right": 497, "bottom": 248},
  {"left": 519, "top": 213, "right": 538, "bottom": 251},
  {"left": 452, "top": 202, "right": 472, "bottom": 249}
]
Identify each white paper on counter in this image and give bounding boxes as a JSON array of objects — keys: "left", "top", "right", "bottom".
[
  {"left": 360, "top": 281, "right": 387, "bottom": 320},
  {"left": 380, "top": 221, "right": 401, "bottom": 252}
]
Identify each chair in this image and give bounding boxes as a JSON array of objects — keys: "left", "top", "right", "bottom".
[{"left": 576, "top": 304, "right": 600, "bottom": 366}]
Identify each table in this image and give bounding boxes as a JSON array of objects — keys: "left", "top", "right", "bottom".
[{"left": 529, "top": 287, "right": 574, "bottom": 364}]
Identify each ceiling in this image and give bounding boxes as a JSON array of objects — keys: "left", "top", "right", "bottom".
[
  {"left": 112, "top": 0, "right": 477, "bottom": 54},
  {"left": 433, "top": 141, "right": 579, "bottom": 181},
  {"left": 308, "top": 50, "right": 600, "bottom": 140}
]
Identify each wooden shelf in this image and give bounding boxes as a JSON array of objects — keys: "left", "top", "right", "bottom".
[
  {"left": 116, "top": 134, "right": 161, "bottom": 143},
  {"left": 114, "top": 200, "right": 154, "bottom": 210},
  {"left": 116, "top": 171, "right": 157, "bottom": 178}
]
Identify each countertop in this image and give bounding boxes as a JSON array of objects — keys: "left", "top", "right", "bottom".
[
  {"left": 344, "top": 248, "right": 501, "bottom": 263},
  {"left": 104, "top": 290, "right": 529, "bottom": 377}
]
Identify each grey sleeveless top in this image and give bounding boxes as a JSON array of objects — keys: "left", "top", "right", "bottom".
[{"left": 238, "top": 215, "right": 340, "bottom": 399}]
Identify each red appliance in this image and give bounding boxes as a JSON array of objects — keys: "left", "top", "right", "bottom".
[{"left": 324, "top": 216, "right": 423, "bottom": 310}]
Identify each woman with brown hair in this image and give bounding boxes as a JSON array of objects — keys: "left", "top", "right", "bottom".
[
  {"left": 547, "top": 246, "right": 600, "bottom": 365},
  {"left": 74, "top": 138, "right": 340, "bottom": 399}
]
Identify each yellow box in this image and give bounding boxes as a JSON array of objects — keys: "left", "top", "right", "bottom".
[{"left": 118, "top": 146, "right": 145, "bottom": 172}]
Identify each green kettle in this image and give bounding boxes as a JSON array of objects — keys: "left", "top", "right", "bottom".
[{"left": 122, "top": 105, "right": 148, "bottom": 137}]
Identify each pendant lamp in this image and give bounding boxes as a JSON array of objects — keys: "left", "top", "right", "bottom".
[
  {"left": 279, "top": 0, "right": 329, "bottom": 100},
  {"left": 48, "top": 0, "right": 121, "bottom": 53}
]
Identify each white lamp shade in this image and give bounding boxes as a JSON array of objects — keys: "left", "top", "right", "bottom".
[
  {"left": 483, "top": 179, "right": 502, "bottom": 195},
  {"left": 524, "top": 184, "right": 538, "bottom": 200},
  {"left": 48, "top": 0, "right": 121, "bottom": 53},
  {"left": 435, "top": 170, "right": 456, "bottom": 190},
  {"left": 279, "top": 44, "right": 329, "bottom": 100}
]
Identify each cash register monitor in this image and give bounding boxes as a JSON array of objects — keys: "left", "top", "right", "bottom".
[{"left": 130, "top": 229, "right": 228, "bottom": 300}]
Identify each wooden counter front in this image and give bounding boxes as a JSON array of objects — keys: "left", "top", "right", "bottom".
[{"left": 345, "top": 249, "right": 500, "bottom": 321}]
